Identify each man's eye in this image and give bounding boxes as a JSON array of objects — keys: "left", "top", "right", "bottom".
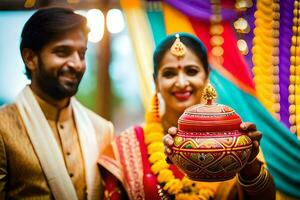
[
  {"left": 57, "top": 51, "right": 66, "bottom": 56},
  {"left": 55, "top": 48, "right": 70, "bottom": 57},
  {"left": 55, "top": 48, "right": 71, "bottom": 57},
  {"left": 162, "top": 71, "right": 176, "bottom": 78},
  {"left": 79, "top": 51, "right": 86, "bottom": 60},
  {"left": 186, "top": 68, "right": 199, "bottom": 76}
]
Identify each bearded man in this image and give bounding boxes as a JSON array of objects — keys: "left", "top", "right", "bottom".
[{"left": 0, "top": 7, "right": 114, "bottom": 200}]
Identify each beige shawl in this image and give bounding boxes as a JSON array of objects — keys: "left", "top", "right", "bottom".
[{"left": 16, "top": 86, "right": 100, "bottom": 200}]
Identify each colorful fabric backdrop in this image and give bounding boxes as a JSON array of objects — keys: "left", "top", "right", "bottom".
[{"left": 120, "top": 0, "right": 300, "bottom": 198}]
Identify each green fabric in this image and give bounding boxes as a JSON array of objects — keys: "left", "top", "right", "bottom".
[
  {"left": 210, "top": 68, "right": 300, "bottom": 198},
  {"left": 146, "top": 10, "right": 166, "bottom": 47}
]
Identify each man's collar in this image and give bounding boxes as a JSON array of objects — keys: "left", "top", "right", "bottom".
[{"left": 34, "top": 94, "right": 72, "bottom": 122}]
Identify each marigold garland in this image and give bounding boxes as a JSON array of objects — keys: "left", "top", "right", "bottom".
[{"left": 144, "top": 94, "right": 215, "bottom": 199}]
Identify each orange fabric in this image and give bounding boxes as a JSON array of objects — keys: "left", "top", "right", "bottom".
[
  {"left": 120, "top": 0, "right": 141, "bottom": 9},
  {"left": 162, "top": 2, "right": 195, "bottom": 35}
]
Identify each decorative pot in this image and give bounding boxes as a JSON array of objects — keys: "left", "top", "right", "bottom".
[{"left": 170, "top": 85, "right": 253, "bottom": 181}]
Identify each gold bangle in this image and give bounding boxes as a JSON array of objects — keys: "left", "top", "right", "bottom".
[
  {"left": 237, "top": 166, "right": 270, "bottom": 194},
  {"left": 245, "top": 171, "right": 270, "bottom": 194},
  {"left": 238, "top": 165, "right": 265, "bottom": 184}
]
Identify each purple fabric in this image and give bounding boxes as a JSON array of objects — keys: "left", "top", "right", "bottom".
[
  {"left": 164, "top": 0, "right": 238, "bottom": 21},
  {"left": 279, "top": 0, "right": 293, "bottom": 128}
]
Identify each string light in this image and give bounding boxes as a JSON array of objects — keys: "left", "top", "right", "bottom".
[
  {"left": 86, "top": 9, "right": 105, "bottom": 43},
  {"left": 106, "top": 9, "right": 125, "bottom": 34},
  {"left": 234, "top": 0, "right": 253, "bottom": 56},
  {"left": 210, "top": 0, "right": 224, "bottom": 65}
]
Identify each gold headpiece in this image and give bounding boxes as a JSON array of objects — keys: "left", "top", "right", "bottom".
[{"left": 170, "top": 34, "right": 186, "bottom": 57}]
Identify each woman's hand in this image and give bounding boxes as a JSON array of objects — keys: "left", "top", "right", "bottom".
[
  {"left": 239, "top": 122, "right": 263, "bottom": 181},
  {"left": 240, "top": 122, "right": 262, "bottom": 164},
  {"left": 163, "top": 127, "right": 177, "bottom": 163}
]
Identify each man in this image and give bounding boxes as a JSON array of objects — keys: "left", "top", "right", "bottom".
[{"left": 0, "top": 7, "right": 113, "bottom": 199}]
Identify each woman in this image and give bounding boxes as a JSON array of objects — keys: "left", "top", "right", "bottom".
[{"left": 99, "top": 33, "right": 275, "bottom": 200}]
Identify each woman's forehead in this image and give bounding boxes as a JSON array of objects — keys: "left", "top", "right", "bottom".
[{"left": 160, "top": 48, "right": 202, "bottom": 66}]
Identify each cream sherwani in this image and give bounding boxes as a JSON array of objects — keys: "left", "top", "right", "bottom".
[{"left": 0, "top": 86, "right": 114, "bottom": 199}]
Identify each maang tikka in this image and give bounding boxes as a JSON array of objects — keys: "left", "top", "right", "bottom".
[{"left": 170, "top": 34, "right": 187, "bottom": 57}]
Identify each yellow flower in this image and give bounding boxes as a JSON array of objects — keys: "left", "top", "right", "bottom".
[
  {"left": 144, "top": 131, "right": 164, "bottom": 144},
  {"left": 147, "top": 142, "right": 164, "bottom": 154},
  {"left": 181, "top": 177, "right": 195, "bottom": 188},
  {"left": 176, "top": 193, "right": 198, "bottom": 200},
  {"left": 144, "top": 115, "right": 215, "bottom": 199},
  {"left": 149, "top": 152, "right": 166, "bottom": 164},
  {"left": 198, "top": 189, "right": 214, "bottom": 200},
  {"left": 164, "top": 179, "right": 182, "bottom": 194},
  {"left": 151, "top": 159, "right": 169, "bottom": 174},
  {"left": 144, "top": 123, "right": 163, "bottom": 133},
  {"left": 157, "top": 169, "right": 174, "bottom": 183}
]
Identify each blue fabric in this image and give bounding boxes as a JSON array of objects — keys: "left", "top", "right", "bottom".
[{"left": 146, "top": 10, "right": 166, "bottom": 47}]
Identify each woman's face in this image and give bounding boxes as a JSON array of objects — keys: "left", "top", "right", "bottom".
[{"left": 156, "top": 48, "right": 208, "bottom": 115}]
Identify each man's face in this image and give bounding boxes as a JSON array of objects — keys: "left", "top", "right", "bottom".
[{"left": 32, "top": 28, "right": 87, "bottom": 100}]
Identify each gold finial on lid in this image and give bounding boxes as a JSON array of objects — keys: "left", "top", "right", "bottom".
[
  {"left": 170, "top": 34, "right": 187, "bottom": 57},
  {"left": 202, "top": 84, "right": 217, "bottom": 105}
]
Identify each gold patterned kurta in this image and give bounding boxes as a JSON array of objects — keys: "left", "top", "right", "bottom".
[{"left": 0, "top": 94, "right": 113, "bottom": 199}]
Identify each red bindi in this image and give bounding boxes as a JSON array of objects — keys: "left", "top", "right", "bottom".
[{"left": 177, "top": 65, "right": 182, "bottom": 70}]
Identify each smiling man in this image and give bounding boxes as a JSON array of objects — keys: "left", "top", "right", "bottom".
[{"left": 0, "top": 7, "right": 114, "bottom": 200}]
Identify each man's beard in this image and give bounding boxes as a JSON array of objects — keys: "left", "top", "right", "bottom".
[{"left": 35, "top": 56, "right": 84, "bottom": 100}]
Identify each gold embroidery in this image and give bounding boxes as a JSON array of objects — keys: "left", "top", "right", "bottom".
[{"left": 118, "top": 128, "right": 145, "bottom": 199}]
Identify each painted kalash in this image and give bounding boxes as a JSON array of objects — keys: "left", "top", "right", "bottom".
[{"left": 170, "top": 84, "right": 253, "bottom": 182}]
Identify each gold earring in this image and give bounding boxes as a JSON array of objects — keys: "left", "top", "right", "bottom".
[{"left": 145, "top": 93, "right": 160, "bottom": 123}]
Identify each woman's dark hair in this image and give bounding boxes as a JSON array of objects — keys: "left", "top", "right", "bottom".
[
  {"left": 153, "top": 33, "right": 210, "bottom": 79},
  {"left": 20, "top": 7, "right": 89, "bottom": 79}
]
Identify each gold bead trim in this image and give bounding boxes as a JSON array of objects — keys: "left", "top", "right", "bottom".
[
  {"left": 289, "top": 0, "right": 300, "bottom": 135},
  {"left": 252, "top": 0, "right": 279, "bottom": 116},
  {"left": 273, "top": 0, "right": 280, "bottom": 119}
]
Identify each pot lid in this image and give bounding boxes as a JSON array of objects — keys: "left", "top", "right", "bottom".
[{"left": 178, "top": 84, "right": 242, "bottom": 132}]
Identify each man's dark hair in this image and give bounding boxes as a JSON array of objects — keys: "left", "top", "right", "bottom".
[{"left": 20, "top": 7, "right": 89, "bottom": 79}]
